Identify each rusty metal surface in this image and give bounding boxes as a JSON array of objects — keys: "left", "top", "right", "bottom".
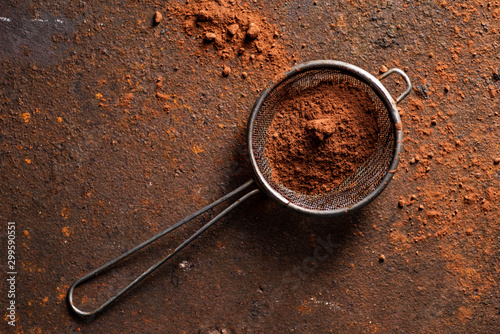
[{"left": 1, "top": 0, "right": 499, "bottom": 333}]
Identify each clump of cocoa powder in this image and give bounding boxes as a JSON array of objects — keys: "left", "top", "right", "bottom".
[
  {"left": 171, "top": 0, "right": 287, "bottom": 67},
  {"left": 265, "top": 80, "right": 380, "bottom": 195}
]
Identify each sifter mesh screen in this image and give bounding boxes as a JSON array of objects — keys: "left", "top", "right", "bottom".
[{"left": 250, "top": 67, "right": 396, "bottom": 211}]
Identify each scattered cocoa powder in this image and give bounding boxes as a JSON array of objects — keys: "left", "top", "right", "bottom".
[
  {"left": 119, "top": 93, "right": 134, "bottom": 108},
  {"left": 156, "top": 76, "right": 164, "bottom": 89},
  {"left": 264, "top": 80, "right": 380, "bottom": 195},
  {"left": 154, "top": 11, "right": 163, "bottom": 24},
  {"left": 155, "top": 92, "right": 169, "bottom": 101},
  {"left": 171, "top": 0, "right": 289, "bottom": 68},
  {"left": 426, "top": 210, "right": 441, "bottom": 219},
  {"left": 246, "top": 22, "right": 260, "bottom": 39},
  {"left": 222, "top": 65, "right": 231, "bottom": 76},
  {"left": 227, "top": 23, "right": 239, "bottom": 36},
  {"left": 204, "top": 32, "right": 217, "bottom": 41}
]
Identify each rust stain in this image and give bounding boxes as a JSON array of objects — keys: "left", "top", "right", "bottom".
[
  {"left": 21, "top": 112, "right": 30, "bottom": 123},
  {"left": 62, "top": 226, "right": 71, "bottom": 237},
  {"left": 56, "top": 285, "right": 70, "bottom": 302},
  {"left": 192, "top": 144, "right": 205, "bottom": 154},
  {"left": 298, "top": 303, "right": 312, "bottom": 315},
  {"left": 61, "top": 207, "right": 70, "bottom": 219}
]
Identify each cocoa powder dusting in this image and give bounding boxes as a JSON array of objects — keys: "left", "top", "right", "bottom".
[
  {"left": 265, "top": 80, "right": 379, "bottom": 195},
  {"left": 170, "top": 0, "right": 290, "bottom": 70}
]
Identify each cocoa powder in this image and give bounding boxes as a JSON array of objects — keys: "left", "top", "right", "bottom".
[
  {"left": 170, "top": 0, "right": 290, "bottom": 70},
  {"left": 265, "top": 80, "right": 380, "bottom": 195}
]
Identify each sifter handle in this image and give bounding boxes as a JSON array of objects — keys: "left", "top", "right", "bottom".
[
  {"left": 67, "top": 180, "right": 259, "bottom": 318},
  {"left": 378, "top": 68, "right": 412, "bottom": 103}
]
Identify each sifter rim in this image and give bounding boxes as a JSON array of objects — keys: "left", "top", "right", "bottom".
[{"left": 247, "top": 60, "right": 404, "bottom": 217}]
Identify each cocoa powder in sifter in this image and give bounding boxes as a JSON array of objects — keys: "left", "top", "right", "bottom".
[{"left": 264, "top": 80, "right": 380, "bottom": 195}]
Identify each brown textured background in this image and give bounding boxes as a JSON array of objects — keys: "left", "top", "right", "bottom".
[{"left": 1, "top": 0, "right": 499, "bottom": 333}]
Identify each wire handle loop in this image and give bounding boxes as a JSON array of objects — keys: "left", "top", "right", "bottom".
[
  {"left": 67, "top": 180, "right": 259, "bottom": 318},
  {"left": 379, "top": 68, "right": 412, "bottom": 103}
]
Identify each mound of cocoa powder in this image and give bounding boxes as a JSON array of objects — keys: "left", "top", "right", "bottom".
[
  {"left": 264, "top": 80, "right": 380, "bottom": 195},
  {"left": 171, "top": 0, "right": 289, "bottom": 68}
]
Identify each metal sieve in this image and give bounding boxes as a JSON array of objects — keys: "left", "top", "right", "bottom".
[
  {"left": 68, "top": 60, "right": 411, "bottom": 318},
  {"left": 249, "top": 60, "right": 411, "bottom": 215}
]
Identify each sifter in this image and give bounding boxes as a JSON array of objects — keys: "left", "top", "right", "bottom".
[{"left": 68, "top": 60, "right": 411, "bottom": 317}]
